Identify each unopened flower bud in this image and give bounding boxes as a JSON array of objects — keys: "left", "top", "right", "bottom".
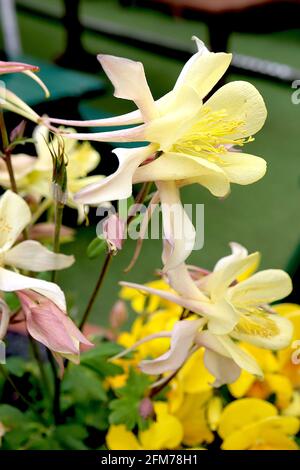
[
  {"left": 10, "top": 120, "right": 26, "bottom": 143},
  {"left": 109, "top": 300, "right": 128, "bottom": 330},
  {"left": 103, "top": 214, "right": 126, "bottom": 253},
  {"left": 139, "top": 397, "right": 155, "bottom": 420},
  {"left": 50, "top": 137, "right": 68, "bottom": 204}
]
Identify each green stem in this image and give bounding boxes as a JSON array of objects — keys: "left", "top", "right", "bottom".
[
  {"left": 0, "top": 110, "right": 9, "bottom": 149},
  {"left": 51, "top": 201, "right": 64, "bottom": 283},
  {"left": 149, "top": 369, "right": 179, "bottom": 399},
  {"left": 79, "top": 252, "right": 113, "bottom": 331},
  {"left": 46, "top": 350, "right": 62, "bottom": 424},
  {"left": 28, "top": 336, "right": 51, "bottom": 399},
  {"left": 79, "top": 182, "right": 153, "bottom": 331}
]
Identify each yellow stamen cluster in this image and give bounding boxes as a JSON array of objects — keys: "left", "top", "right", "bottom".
[
  {"left": 235, "top": 314, "right": 279, "bottom": 338},
  {"left": 172, "top": 107, "right": 253, "bottom": 161}
]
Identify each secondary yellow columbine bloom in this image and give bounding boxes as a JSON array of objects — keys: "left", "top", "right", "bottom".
[
  {"left": 229, "top": 342, "right": 294, "bottom": 410},
  {"left": 119, "top": 243, "right": 293, "bottom": 386},
  {"left": 218, "top": 398, "right": 299, "bottom": 450},
  {"left": 106, "top": 402, "right": 183, "bottom": 450},
  {"left": 0, "top": 126, "right": 102, "bottom": 223}
]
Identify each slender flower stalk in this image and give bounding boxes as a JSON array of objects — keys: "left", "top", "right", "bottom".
[
  {"left": 28, "top": 335, "right": 51, "bottom": 399},
  {"left": 79, "top": 182, "right": 153, "bottom": 331},
  {"left": 51, "top": 201, "right": 64, "bottom": 283},
  {"left": 79, "top": 252, "right": 113, "bottom": 331}
]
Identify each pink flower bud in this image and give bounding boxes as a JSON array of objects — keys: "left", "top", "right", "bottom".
[
  {"left": 139, "top": 398, "right": 155, "bottom": 420},
  {"left": 103, "top": 214, "right": 126, "bottom": 252}
]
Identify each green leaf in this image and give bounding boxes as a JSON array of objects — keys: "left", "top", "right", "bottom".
[
  {"left": 75, "top": 402, "right": 109, "bottom": 430},
  {"left": 5, "top": 357, "right": 27, "bottom": 378},
  {"left": 0, "top": 405, "right": 28, "bottom": 428},
  {"left": 108, "top": 368, "right": 151, "bottom": 431},
  {"left": 87, "top": 237, "right": 106, "bottom": 259},
  {"left": 109, "top": 397, "right": 138, "bottom": 430},
  {"left": 53, "top": 424, "right": 89, "bottom": 450},
  {"left": 80, "top": 343, "right": 124, "bottom": 379},
  {"left": 116, "top": 367, "right": 150, "bottom": 398},
  {"left": 62, "top": 365, "right": 107, "bottom": 403}
]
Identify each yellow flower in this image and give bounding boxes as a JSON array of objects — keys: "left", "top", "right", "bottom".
[
  {"left": 106, "top": 402, "right": 183, "bottom": 450},
  {"left": 229, "top": 343, "right": 293, "bottom": 410},
  {"left": 218, "top": 398, "right": 299, "bottom": 450},
  {"left": 275, "top": 304, "right": 300, "bottom": 388},
  {"left": 174, "top": 392, "right": 214, "bottom": 447}
]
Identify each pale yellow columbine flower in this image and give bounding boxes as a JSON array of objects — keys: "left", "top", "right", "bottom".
[
  {"left": 0, "top": 125, "right": 102, "bottom": 223},
  {"left": 0, "top": 190, "right": 74, "bottom": 308},
  {"left": 119, "top": 243, "right": 293, "bottom": 386},
  {"left": 218, "top": 398, "right": 299, "bottom": 450},
  {"left": 50, "top": 38, "right": 267, "bottom": 206},
  {"left": 48, "top": 39, "right": 266, "bottom": 268},
  {"left": 106, "top": 402, "right": 183, "bottom": 450}
]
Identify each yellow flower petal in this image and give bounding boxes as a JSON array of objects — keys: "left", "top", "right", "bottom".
[
  {"left": 204, "top": 80, "right": 267, "bottom": 139},
  {"left": 218, "top": 398, "right": 277, "bottom": 439},
  {"left": 106, "top": 425, "right": 142, "bottom": 450}
]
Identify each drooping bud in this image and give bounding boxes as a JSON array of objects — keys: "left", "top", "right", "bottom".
[
  {"left": 102, "top": 214, "right": 126, "bottom": 253},
  {"left": 109, "top": 300, "right": 128, "bottom": 330},
  {"left": 139, "top": 397, "right": 155, "bottom": 420}
]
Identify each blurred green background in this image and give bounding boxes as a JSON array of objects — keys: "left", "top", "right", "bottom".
[{"left": 1, "top": 0, "right": 300, "bottom": 325}]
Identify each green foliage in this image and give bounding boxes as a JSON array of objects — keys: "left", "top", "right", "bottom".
[
  {"left": 0, "top": 341, "right": 153, "bottom": 449},
  {"left": 109, "top": 368, "right": 151, "bottom": 431},
  {"left": 62, "top": 365, "right": 108, "bottom": 404},
  {"left": 80, "top": 342, "right": 124, "bottom": 379},
  {"left": 87, "top": 237, "right": 106, "bottom": 259}
]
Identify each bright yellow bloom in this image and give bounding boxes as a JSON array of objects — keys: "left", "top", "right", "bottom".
[
  {"left": 218, "top": 398, "right": 299, "bottom": 450},
  {"left": 106, "top": 402, "right": 183, "bottom": 450},
  {"left": 174, "top": 392, "right": 214, "bottom": 447}
]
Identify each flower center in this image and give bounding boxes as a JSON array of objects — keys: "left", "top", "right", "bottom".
[
  {"left": 171, "top": 107, "right": 253, "bottom": 162},
  {"left": 234, "top": 312, "right": 279, "bottom": 338}
]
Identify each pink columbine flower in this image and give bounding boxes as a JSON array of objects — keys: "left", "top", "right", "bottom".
[{"left": 17, "top": 290, "right": 93, "bottom": 364}]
